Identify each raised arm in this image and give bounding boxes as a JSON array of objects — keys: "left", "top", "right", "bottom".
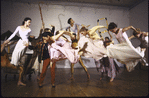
[
  {"left": 52, "top": 31, "right": 71, "bottom": 41},
  {"left": 89, "top": 25, "right": 106, "bottom": 34},
  {"left": 142, "top": 31, "right": 148, "bottom": 36},
  {"left": 122, "top": 26, "right": 139, "bottom": 33}
]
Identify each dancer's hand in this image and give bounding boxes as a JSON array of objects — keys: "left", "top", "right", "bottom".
[
  {"left": 4, "top": 40, "right": 10, "bottom": 45},
  {"left": 23, "top": 41, "right": 29, "bottom": 47}
]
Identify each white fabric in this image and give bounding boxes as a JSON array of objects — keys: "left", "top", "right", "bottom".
[
  {"left": 107, "top": 29, "right": 144, "bottom": 72},
  {"left": 8, "top": 26, "right": 31, "bottom": 66},
  {"left": 8, "top": 26, "right": 31, "bottom": 42},
  {"left": 10, "top": 39, "right": 27, "bottom": 65},
  {"left": 78, "top": 36, "right": 107, "bottom": 61},
  {"left": 66, "top": 23, "right": 81, "bottom": 34},
  {"left": 32, "top": 57, "right": 43, "bottom": 73}
]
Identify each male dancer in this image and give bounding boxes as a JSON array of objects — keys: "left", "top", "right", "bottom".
[{"left": 38, "top": 31, "right": 56, "bottom": 88}]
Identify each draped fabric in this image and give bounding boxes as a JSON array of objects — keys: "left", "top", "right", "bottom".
[
  {"left": 107, "top": 30, "right": 143, "bottom": 72},
  {"left": 78, "top": 36, "right": 107, "bottom": 61},
  {"left": 49, "top": 37, "right": 80, "bottom": 64}
]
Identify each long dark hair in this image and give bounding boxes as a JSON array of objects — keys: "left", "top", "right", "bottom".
[{"left": 22, "top": 17, "right": 32, "bottom": 25}]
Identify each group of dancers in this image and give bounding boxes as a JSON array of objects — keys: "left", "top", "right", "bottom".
[{"left": 2, "top": 17, "right": 148, "bottom": 87}]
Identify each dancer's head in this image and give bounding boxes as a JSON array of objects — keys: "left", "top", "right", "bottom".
[
  {"left": 68, "top": 18, "right": 74, "bottom": 25},
  {"left": 133, "top": 28, "right": 141, "bottom": 38},
  {"left": 79, "top": 27, "right": 88, "bottom": 36},
  {"left": 108, "top": 22, "right": 118, "bottom": 34},
  {"left": 44, "top": 28, "right": 50, "bottom": 32},
  {"left": 22, "top": 17, "right": 32, "bottom": 26},
  {"left": 105, "top": 37, "right": 110, "bottom": 41},
  {"left": 42, "top": 31, "right": 53, "bottom": 42},
  {"left": 44, "top": 28, "right": 54, "bottom": 36}
]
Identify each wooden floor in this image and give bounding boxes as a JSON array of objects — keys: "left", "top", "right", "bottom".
[{"left": 1, "top": 67, "right": 148, "bottom": 97}]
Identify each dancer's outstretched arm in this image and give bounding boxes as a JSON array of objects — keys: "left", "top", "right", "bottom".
[
  {"left": 52, "top": 31, "right": 72, "bottom": 41},
  {"left": 122, "top": 26, "right": 139, "bottom": 33}
]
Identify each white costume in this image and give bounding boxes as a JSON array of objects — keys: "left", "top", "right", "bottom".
[
  {"left": 107, "top": 28, "right": 143, "bottom": 72},
  {"left": 66, "top": 23, "right": 81, "bottom": 34},
  {"left": 7, "top": 26, "right": 31, "bottom": 66}
]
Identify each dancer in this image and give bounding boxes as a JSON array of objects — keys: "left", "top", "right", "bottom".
[
  {"left": 1, "top": 42, "right": 26, "bottom": 86},
  {"left": 3, "top": 17, "right": 33, "bottom": 66},
  {"left": 107, "top": 22, "right": 144, "bottom": 72},
  {"left": 38, "top": 29, "right": 78, "bottom": 87},
  {"left": 66, "top": 18, "right": 90, "bottom": 80},
  {"left": 69, "top": 32, "right": 90, "bottom": 80},
  {"left": 49, "top": 30, "right": 80, "bottom": 66},
  {"left": 66, "top": 18, "right": 81, "bottom": 34},
  {"left": 129, "top": 28, "right": 148, "bottom": 66},
  {"left": 38, "top": 31, "right": 56, "bottom": 88},
  {"left": 97, "top": 37, "right": 120, "bottom": 82},
  {"left": 78, "top": 25, "right": 107, "bottom": 61}
]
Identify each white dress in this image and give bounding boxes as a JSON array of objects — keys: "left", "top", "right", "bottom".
[
  {"left": 107, "top": 28, "right": 143, "bottom": 72},
  {"left": 49, "top": 37, "right": 80, "bottom": 64},
  {"left": 78, "top": 26, "right": 107, "bottom": 61},
  {"left": 7, "top": 26, "right": 31, "bottom": 66}
]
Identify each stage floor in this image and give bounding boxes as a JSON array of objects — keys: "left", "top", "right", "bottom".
[{"left": 1, "top": 67, "right": 148, "bottom": 97}]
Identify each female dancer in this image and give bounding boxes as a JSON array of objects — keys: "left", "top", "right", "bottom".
[
  {"left": 4, "top": 17, "right": 33, "bottom": 66},
  {"left": 129, "top": 28, "right": 148, "bottom": 66},
  {"left": 49, "top": 30, "right": 80, "bottom": 66},
  {"left": 98, "top": 37, "right": 120, "bottom": 82},
  {"left": 3, "top": 17, "right": 33, "bottom": 85},
  {"left": 107, "top": 22, "right": 144, "bottom": 72}
]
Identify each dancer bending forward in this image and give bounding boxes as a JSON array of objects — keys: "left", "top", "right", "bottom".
[{"left": 107, "top": 22, "right": 144, "bottom": 72}]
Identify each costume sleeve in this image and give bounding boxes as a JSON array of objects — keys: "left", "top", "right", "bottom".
[
  {"left": 7, "top": 26, "right": 20, "bottom": 41},
  {"left": 89, "top": 26, "right": 105, "bottom": 34}
]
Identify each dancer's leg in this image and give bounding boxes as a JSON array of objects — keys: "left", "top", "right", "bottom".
[
  {"left": 51, "top": 62, "right": 56, "bottom": 87},
  {"left": 38, "top": 58, "right": 50, "bottom": 86},
  {"left": 70, "top": 63, "right": 75, "bottom": 80},
  {"left": 79, "top": 57, "right": 90, "bottom": 79}
]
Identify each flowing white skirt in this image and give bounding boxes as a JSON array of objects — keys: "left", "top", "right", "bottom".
[
  {"left": 107, "top": 42, "right": 143, "bottom": 72},
  {"left": 78, "top": 36, "right": 107, "bottom": 61}
]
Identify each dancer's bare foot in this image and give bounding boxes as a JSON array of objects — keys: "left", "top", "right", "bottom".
[
  {"left": 110, "top": 78, "right": 114, "bottom": 82},
  {"left": 17, "top": 81, "right": 26, "bottom": 86}
]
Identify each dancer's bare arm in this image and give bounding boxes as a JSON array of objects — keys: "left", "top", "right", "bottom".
[
  {"left": 52, "top": 31, "right": 72, "bottom": 41},
  {"left": 128, "top": 35, "right": 135, "bottom": 40},
  {"left": 122, "top": 26, "right": 139, "bottom": 33}
]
